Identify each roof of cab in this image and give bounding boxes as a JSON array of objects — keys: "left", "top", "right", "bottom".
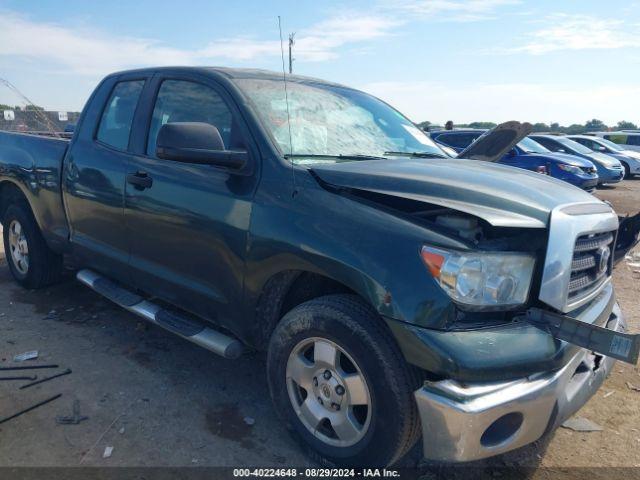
[{"left": 105, "top": 66, "right": 346, "bottom": 87}]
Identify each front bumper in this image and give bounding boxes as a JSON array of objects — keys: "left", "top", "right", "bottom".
[
  {"left": 598, "top": 168, "right": 624, "bottom": 184},
  {"left": 414, "top": 303, "right": 625, "bottom": 462}
]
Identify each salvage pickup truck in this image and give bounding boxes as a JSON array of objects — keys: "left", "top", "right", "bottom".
[{"left": 1, "top": 67, "right": 639, "bottom": 467}]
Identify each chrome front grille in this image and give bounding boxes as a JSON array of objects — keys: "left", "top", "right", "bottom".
[{"left": 567, "top": 231, "right": 614, "bottom": 303}]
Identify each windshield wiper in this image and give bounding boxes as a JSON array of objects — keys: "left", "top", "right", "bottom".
[
  {"left": 384, "top": 151, "right": 448, "bottom": 159},
  {"left": 284, "top": 153, "right": 388, "bottom": 161}
]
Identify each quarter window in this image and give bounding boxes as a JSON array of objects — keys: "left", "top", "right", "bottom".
[
  {"left": 96, "top": 80, "right": 144, "bottom": 150},
  {"left": 146, "top": 80, "right": 237, "bottom": 157}
]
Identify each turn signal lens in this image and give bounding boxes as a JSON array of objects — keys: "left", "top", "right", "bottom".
[{"left": 420, "top": 249, "right": 445, "bottom": 277}]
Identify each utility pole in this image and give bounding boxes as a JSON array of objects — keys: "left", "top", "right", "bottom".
[{"left": 288, "top": 33, "right": 295, "bottom": 74}]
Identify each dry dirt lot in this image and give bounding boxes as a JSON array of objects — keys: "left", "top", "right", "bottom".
[{"left": 0, "top": 179, "right": 639, "bottom": 476}]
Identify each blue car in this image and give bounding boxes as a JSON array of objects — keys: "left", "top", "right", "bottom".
[
  {"left": 568, "top": 135, "right": 640, "bottom": 178},
  {"left": 529, "top": 135, "right": 624, "bottom": 185},
  {"left": 430, "top": 129, "right": 599, "bottom": 191}
]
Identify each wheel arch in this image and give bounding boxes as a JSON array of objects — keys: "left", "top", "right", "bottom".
[
  {"left": 0, "top": 181, "right": 33, "bottom": 223},
  {"left": 251, "top": 269, "right": 382, "bottom": 349}
]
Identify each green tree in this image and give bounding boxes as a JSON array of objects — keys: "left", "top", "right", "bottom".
[
  {"left": 584, "top": 119, "right": 607, "bottom": 131},
  {"left": 616, "top": 120, "right": 638, "bottom": 130},
  {"left": 531, "top": 122, "right": 550, "bottom": 132},
  {"left": 565, "top": 124, "right": 585, "bottom": 134},
  {"left": 467, "top": 121, "right": 497, "bottom": 129},
  {"left": 0, "top": 104, "right": 12, "bottom": 110},
  {"left": 417, "top": 120, "right": 431, "bottom": 131}
]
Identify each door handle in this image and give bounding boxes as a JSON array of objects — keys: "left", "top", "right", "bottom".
[{"left": 126, "top": 171, "right": 153, "bottom": 190}]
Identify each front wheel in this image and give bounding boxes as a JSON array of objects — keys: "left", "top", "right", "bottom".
[{"left": 267, "top": 294, "right": 421, "bottom": 467}]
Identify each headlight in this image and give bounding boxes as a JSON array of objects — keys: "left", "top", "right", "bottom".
[
  {"left": 420, "top": 246, "right": 535, "bottom": 309},
  {"left": 557, "top": 163, "right": 582, "bottom": 174}
]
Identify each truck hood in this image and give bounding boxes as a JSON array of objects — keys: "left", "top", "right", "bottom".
[{"left": 311, "top": 158, "right": 601, "bottom": 228}]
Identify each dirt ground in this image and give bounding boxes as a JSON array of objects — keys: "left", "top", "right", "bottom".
[{"left": 0, "top": 179, "right": 639, "bottom": 475}]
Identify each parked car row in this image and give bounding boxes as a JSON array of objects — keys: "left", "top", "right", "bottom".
[{"left": 429, "top": 129, "right": 635, "bottom": 191}]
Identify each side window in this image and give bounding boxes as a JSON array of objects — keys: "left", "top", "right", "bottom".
[
  {"left": 629, "top": 136, "right": 640, "bottom": 146},
  {"left": 96, "top": 80, "right": 144, "bottom": 150},
  {"left": 604, "top": 134, "right": 626, "bottom": 145},
  {"left": 438, "top": 133, "right": 476, "bottom": 149},
  {"left": 147, "top": 80, "right": 237, "bottom": 157},
  {"left": 579, "top": 138, "right": 594, "bottom": 149},
  {"left": 534, "top": 138, "right": 556, "bottom": 151}
]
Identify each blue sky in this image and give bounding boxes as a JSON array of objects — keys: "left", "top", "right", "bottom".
[{"left": 1, "top": 0, "right": 639, "bottom": 125}]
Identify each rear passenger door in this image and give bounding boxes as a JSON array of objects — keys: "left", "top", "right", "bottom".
[
  {"left": 124, "top": 74, "right": 259, "bottom": 326},
  {"left": 63, "top": 76, "right": 147, "bottom": 281}
]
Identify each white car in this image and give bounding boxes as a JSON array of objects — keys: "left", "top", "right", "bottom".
[
  {"left": 570, "top": 134, "right": 640, "bottom": 177},
  {"left": 585, "top": 131, "right": 640, "bottom": 153}
]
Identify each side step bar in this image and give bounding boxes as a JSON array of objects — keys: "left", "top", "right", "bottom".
[{"left": 77, "top": 269, "right": 243, "bottom": 359}]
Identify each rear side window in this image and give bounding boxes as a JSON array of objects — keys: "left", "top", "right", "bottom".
[
  {"left": 604, "top": 134, "right": 626, "bottom": 145},
  {"left": 629, "top": 135, "right": 640, "bottom": 146},
  {"left": 532, "top": 137, "right": 557, "bottom": 151},
  {"left": 146, "top": 80, "right": 236, "bottom": 157},
  {"left": 96, "top": 80, "right": 144, "bottom": 150},
  {"left": 437, "top": 133, "right": 478, "bottom": 149}
]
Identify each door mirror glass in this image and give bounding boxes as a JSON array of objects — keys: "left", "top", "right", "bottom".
[{"left": 156, "top": 122, "right": 247, "bottom": 170}]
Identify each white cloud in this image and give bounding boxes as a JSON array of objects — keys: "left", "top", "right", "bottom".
[
  {"left": 360, "top": 80, "right": 640, "bottom": 125},
  {"left": 0, "top": 10, "right": 398, "bottom": 77},
  {"left": 505, "top": 14, "right": 640, "bottom": 54},
  {"left": 388, "top": 0, "right": 520, "bottom": 22}
]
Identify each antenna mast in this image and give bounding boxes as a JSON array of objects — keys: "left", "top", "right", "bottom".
[
  {"left": 288, "top": 33, "right": 295, "bottom": 74},
  {"left": 278, "top": 16, "right": 297, "bottom": 197}
]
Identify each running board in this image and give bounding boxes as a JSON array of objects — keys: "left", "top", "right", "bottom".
[{"left": 76, "top": 269, "right": 243, "bottom": 359}]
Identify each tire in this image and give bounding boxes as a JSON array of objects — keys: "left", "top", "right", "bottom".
[
  {"left": 267, "top": 294, "right": 421, "bottom": 467},
  {"left": 623, "top": 162, "right": 632, "bottom": 178},
  {"left": 2, "top": 203, "right": 63, "bottom": 289}
]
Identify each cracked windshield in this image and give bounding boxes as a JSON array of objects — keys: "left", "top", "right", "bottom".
[{"left": 236, "top": 78, "right": 444, "bottom": 164}]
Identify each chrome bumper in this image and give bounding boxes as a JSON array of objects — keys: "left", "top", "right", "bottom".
[{"left": 414, "top": 303, "right": 625, "bottom": 462}]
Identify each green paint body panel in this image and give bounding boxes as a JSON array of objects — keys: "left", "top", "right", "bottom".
[{"left": 0, "top": 67, "right": 615, "bottom": 381}]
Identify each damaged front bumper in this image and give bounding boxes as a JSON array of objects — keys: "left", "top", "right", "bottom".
[{"left": 414, "top": 303, "right": 625, "bottom": 462}]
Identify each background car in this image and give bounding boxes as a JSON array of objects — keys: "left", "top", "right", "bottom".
[
  {"left": 530, "top": 134, "right": 624, "bottom": 185},
  {"left": 569, "top": 135, "right": 640, "bottom": 178},
  {"left": 585, "top": 131, "right": 640, "bottom": 153},
  {"left": 430, "top": 129, "right": 599, "bottom": 191}
]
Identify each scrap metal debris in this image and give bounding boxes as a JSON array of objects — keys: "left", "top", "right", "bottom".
[
  {"left": 561, "top": 417, "right": 603, "bottom": 432},
  {"left": 0, "top": 364, "right": 59, "bottom": 371},
  {"left": 56, "top": 399, "right": 89, "bottom": 425},
  {"left": 627, "top": 381, "right": 640, "bottom": 392},
  {"left": 13, "top": 350, "right": 38, "bottom": 362},
  {"left": 243, "top": 416, "right": 255, "bottom": 426},
  {"left": 0, "top": 375, "right": 37, "bottom": 381},
  {"left": 20, "top": 368, "right": 72, "bottom": 390},
  {"left": 0, "top": 394, "right": 62, "bottom": 425},
  {"left": 103, "top": 446, "right": 114, "bottom": 459},
  {"left": 626, "top": 247, "right": 640, "bottom": 278}
]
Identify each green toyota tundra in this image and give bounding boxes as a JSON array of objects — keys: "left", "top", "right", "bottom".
[{"left": 0, "top": 67, "right": 638, "bottom": 466}]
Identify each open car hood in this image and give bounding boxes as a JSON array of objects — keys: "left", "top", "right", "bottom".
[{"left": 457, "top": 121, "right": 533, "bottom": 162}]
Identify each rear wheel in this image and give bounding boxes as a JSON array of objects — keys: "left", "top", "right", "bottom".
[
  {"left": 267, "top": 294, "right": 421, "bottom": 467},
  {"left": 2, "top": 203, "right": 63, "bottom": 288},
  {"left": 623, "top": 162, "right": 632, "bottom": 178}
]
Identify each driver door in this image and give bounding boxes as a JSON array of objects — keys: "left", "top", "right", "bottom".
[{"left": 124, "top": 75, "right": 258, "bottom": 324}]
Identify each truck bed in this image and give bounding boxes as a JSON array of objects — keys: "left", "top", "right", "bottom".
[{"left": 0, "top": 130, "right": 71, "bottom": 251}]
